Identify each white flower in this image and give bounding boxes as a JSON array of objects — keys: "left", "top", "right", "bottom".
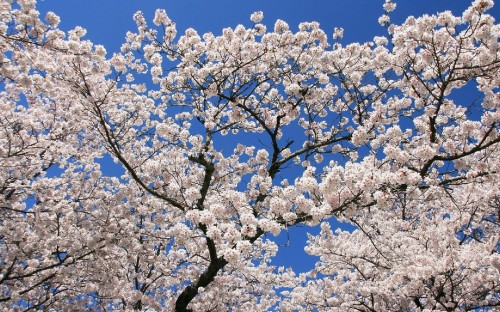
[
  {"left": 314, "top": 154, "right": 324, "bottom": 164},
  {"left": 250, "top": 11, "right": 264, "bottom": 23},
  {"left": 223, "top": 249, "right": 240, "bottom": 263},
  {"left": 153, "top": 9, "right": 170, "bottom": 26},
  {"left": 245, "top": 146, "right": 255, "bottom": 156},
  {"left": 206, "top": 226, "right": 222, "bottom": 240},
  {"left": 333, "top": 27, "right": 344, "bottom": 39},
  {"left": 374, "top": 36, "right": 388, "bottom": 46},
  {"left": 285, "top": 83, "right": 300, "bottom": 96},
  {"left": 151, "top": 66, "right": 163, "bottom": 78},
  {"left": 149, "top": 53, "right": 162, "bottom": 66},
  {"left": 383, "top": 1, "right": 397, "bottom": 13},
  {"left": 185, "top": 187, "right": 200, "bottom": 202},
  {"left": 274, "top": 19, "right": 289, "bottom": 33},
  {"left": 378, "top": 14, "right": 390, "bottom": 26},
  {"left": 472, "top": 0, "right": 494, "bottom": 12},
  {"left": 256, "top": 149, "right": 269, "bottom": 163},
  {"left": 45, "top": 11, "right": 60, "bottom": 27},
  {"left": 110, "top": 53, "right": 127, "bottom": 71},
  {"left": 94, "top": 45, "right": 107, "bottom": 57}
]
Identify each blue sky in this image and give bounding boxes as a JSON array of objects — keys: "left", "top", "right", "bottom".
[
  {"left": 34, "top": 0, "right": 499, "bottom": 273},
  {"left": 36, "top": 1, "right": 498, "bottom": 52}
]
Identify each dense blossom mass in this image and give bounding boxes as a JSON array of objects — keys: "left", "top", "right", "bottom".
[{"left": 0, "top": 0, "right": 499, "bottom": 311}]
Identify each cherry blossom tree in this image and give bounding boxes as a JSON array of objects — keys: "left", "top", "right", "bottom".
[{"left": 0, "top": 0, "right": 499, "bottom": 311}]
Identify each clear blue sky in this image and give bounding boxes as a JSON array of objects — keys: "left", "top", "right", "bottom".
[
  {"left": 37, "top": 0, "right": 498, "bottom": 52},
  {"left": 34, "top": 0, "right": 499, "bottom": 273}
]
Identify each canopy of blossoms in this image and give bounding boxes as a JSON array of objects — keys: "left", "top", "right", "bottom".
[{"left": 0, "top": 0, "right": 498, "bottom": 311}]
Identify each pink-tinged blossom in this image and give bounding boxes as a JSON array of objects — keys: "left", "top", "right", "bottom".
[
  {"left": 250, "top": 11, "right": 264, "bottom": 23},
  {"left": 383, "top": 0, "right": 396, "bottom": 13},
  {"left": 378, "top": 14, "right": 390, "bottom": 26},
  {"left": 333, "top": 27, "right": 344, "bottom": 39},
  {"left": 274, "top": 19, "right": 289, "bottom": 33},
  {"left": 45, "top": 11, "right": 60, "bottom": 27}
]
